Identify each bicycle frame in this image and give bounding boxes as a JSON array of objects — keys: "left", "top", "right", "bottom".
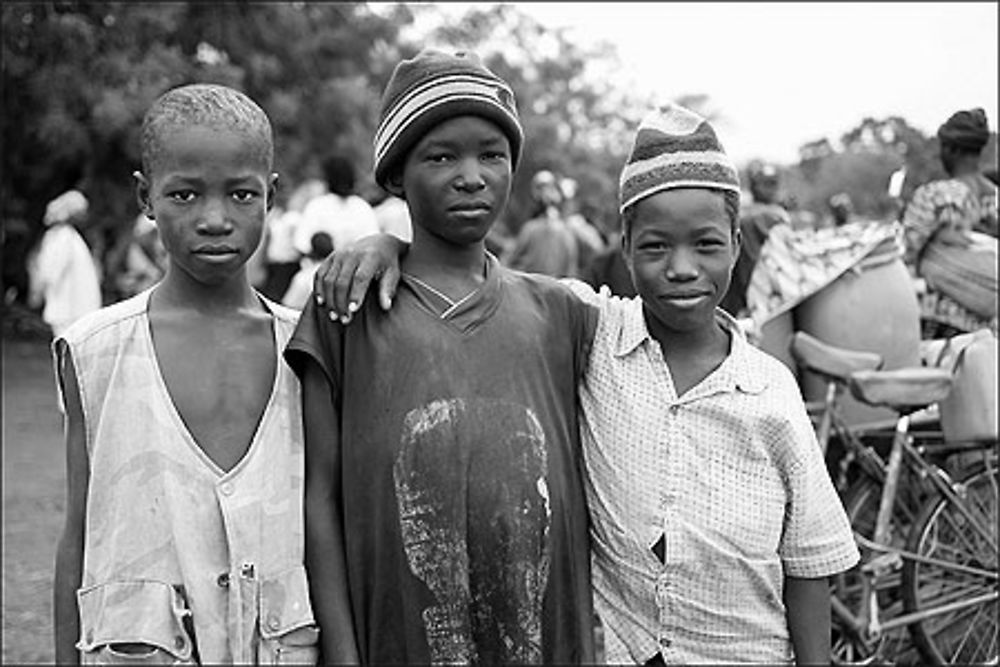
[{"left": 838, "top": 414, "right": 997, "bottom": 648}]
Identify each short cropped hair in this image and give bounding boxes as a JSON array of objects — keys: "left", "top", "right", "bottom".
[
  {"left": 622, "top": 188, "right": 741, "bottom": 243},
  {"left": 140, "top": 83, "right": 273, "bottom": 176}
]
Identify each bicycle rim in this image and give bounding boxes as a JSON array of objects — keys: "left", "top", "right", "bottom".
[{"left": 901, "top": 462, "right": 999, "bottom": 665}]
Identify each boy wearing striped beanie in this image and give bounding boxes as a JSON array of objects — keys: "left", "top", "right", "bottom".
[
  {"left": 580, "top": 103, "right": 857, "bottom": 664},
  {"left": 286, "top": 50, "right": 597, "bottom": 663}
]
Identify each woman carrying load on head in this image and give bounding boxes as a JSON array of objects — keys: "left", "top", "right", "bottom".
[{"left": 902, "top": 108, "right": 998, "bottom": 328}]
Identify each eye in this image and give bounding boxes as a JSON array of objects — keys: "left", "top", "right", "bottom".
[
  {"left": 481, "top": 150, "right": 509, "bottom": 162},
  {"left": 167, "top": 190, "right": 196, "bottom": 203},
  {"left": 696, "top": 237, "right": 727, "bottom": 251},
  {"left": 232, "top": 189, "right": 260, "bottom": 203},
  {"left": 425, "top": 152, "right": 453, "bottom": 164}
]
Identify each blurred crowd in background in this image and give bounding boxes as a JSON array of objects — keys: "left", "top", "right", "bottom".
[{"left": 2, "top": 3, "right": 997, "bottom": 343}]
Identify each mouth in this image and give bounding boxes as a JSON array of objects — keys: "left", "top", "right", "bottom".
[
  {"left": 448, "top": 201, "right": 492, "bottom": 217},
  {"left": 660, "top": 292, "right": 711, "bottom": 308},
  {"left": 193, "top": 245, "right": 239, "bottom": 261}
]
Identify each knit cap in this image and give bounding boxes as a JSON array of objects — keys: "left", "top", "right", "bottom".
[
  {"left": 373, "top": 49, "right": 523, "bottom": 188},
  {"left": 619, "top": 103, "right": 740, "bottom": 213}
]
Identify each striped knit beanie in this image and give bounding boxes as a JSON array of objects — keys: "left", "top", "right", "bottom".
[
  {"left": 373, "top": 49, "right": 523, "bottom": 188},
  {"left": 619, "top": 103, "right": 741, "bottom": 213}
]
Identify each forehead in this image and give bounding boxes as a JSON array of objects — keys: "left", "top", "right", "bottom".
[
  {"left": 415, "top": 115, "right": 508, "bottom": 148},
  {"left": 632, "top": 188, "right": 729, "bottom": 231},
  {"left": 146, "top": 125, "right": 271, "bottom": 179}
]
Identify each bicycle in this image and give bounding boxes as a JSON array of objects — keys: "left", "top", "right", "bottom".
[{"left": 789, "top": 332, "right": 998, "bottom": 665}]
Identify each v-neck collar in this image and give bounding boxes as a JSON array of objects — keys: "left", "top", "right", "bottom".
[
  {"left": 401, "top": 252, "right": 504, "bottom": 334},
  {"left": 142, "top": 288, "right": 280, "bottom": 478}
]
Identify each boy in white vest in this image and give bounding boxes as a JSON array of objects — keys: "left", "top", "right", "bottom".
[{"left": 53, "top": 84, "right": 318, "bottom": 664}]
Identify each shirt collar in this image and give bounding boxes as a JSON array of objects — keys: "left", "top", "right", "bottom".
[{"left": 615, "top": 300, "right": 768, "bottom": 395}]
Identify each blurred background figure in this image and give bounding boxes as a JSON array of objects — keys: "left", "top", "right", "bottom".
[
  {"left": 828, "top": 192, "right": 855, "bottom": 227},
  {"left": 721, "top": 161, "right": 792, "bottom": 316},
  {"left": 114, "top": 213, "right": 167, "bottom": 298},
  {"left": 294, "top": 154, "right": 379, "bottom": 257},
  {"left": 560, "top": 176, "right": 606, "bottom": 277},
  {"left": 503, "top": 169, "right": 579, "bottom": 277},
  {"left": 902, "top": 107, "right": 998, "bottom": 330},
  {"left": 281, "top": 231, "right": 334, "bottom": 310},
  {"left": 260, "top": 178, "right": 323, "bottom": 301},
  {"left": 27, "top": 189, "right": 102, "bottom": 337},
  {"left": 371, "top": 189, "right": 412, "bottom": 243},
  {"left": 582, "top": 227, "right": 637, "bottom": 298}
]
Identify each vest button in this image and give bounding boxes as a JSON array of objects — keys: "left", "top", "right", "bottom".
[
  {"left": 220, "top": 482, "right": 234, "bottom": 496},
  {"left": 175, "top": 635, "right": 186, "bottom": 649},
  {"left": 267, "top": 615, "right": 281, "bottom": 631},
  {"left": 217, "top": 572, "right": 230, "bottom": 588}
]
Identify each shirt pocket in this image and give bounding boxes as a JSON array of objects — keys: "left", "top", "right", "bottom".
[
  {"left": 258, "top": 564, "right": 319, "bottom": 665},
  {"left": 76, "top": 579, "right": 195, "bottom": 664}
]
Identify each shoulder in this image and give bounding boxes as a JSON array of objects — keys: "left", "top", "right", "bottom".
[
  {"left": 499, "top": 266, "right": 597, "bottom": 321},
  {"left": 59, "top": 290, "right": 150, "bottom": 347}
]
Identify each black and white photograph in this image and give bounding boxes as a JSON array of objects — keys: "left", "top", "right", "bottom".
[{"left": 2, "top": 2, "right": 997, "bottom": 664}]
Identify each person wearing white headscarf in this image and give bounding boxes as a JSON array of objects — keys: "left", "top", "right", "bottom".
[{"left": 28, "top": 189, "right": 102, "bottom": 336}]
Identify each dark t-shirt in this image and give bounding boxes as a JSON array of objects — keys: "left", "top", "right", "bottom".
[{"left": 285, "top": 255, "right": 598, "bottom": 664}]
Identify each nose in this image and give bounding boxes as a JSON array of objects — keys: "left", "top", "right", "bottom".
[
  {"left": 665, "top": 247, "right": 698, "bottom": 280},
  {"left": 197, "top": 198, "right": 233, "bottom": 234},
  {"left": 454, "top": 157, "right": 485, "bottom": 191}
]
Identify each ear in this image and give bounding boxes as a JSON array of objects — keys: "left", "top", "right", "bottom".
[
  {"left": 730, "top": 227, "right": 743, "bottom": 270},
  {"left": 133, "top": 171, "right": 153, "bottom": 219},
  {"left": 267, "top": 172, "right": 279, "bottom": 213},
  {"left": 383, "top": 170, "right": 405, "bottom": 199}
]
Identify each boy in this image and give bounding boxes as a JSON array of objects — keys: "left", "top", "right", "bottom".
[
  {"left": 318, "top": 104, "right": 860, "bottom": 664},
  {"left": 52, "top": 84, "right": 318, "bottom": 664},
  {"left": 285, "top": 50, "right": 597, "bottom": 663}
]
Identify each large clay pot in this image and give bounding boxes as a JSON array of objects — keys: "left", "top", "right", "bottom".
[
  {"left": 758, "top": 309, "right": 797, "bottom": 375},
  {"left": 795, "top": 250, "right": 922, "bottom": 426}
]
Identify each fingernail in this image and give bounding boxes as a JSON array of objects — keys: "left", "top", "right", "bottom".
[
  {"left": 315, "top": 294, "right": 325, "bottom": 306},
  {"left": 340, "top": 314, "right": 352, "bottom": 324},
  {"left": 328, "top": 311, "right": 338, "bottom": 322},
  {"left": 348, "top": 301, "right": 359, "bottom": 313}
]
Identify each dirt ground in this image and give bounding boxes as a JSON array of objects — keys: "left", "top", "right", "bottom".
[{"left": 3, "top": 335, "right": 64, "bottom": 664}]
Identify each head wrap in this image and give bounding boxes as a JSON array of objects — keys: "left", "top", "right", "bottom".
[
  {"left": 619, "top": 103, "right": 740, "bottom": 214},
  {"left": 373, "top": 49, "right": 523, "bottom": 188},
  {"left": 937, "top": 108, "right": 990, "bottom": 152},
  {"left": 43, "top": 189, "right": 89, "bottom": 227}
]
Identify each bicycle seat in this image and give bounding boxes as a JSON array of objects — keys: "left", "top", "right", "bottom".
[
  {"left": 790, "top": 331, "right": 884, "bottom": 381},
  {"left": 848, "top": 367, "right": 953, "bottom": 414}
]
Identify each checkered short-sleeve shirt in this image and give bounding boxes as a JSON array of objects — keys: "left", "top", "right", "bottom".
[{"left": 567, "top": 283, "right": 859, "bottom": 665}]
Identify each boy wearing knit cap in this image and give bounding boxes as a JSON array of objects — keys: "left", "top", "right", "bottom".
[
  {"left": 285, "top": 50, "right": 597, "bottom": 663},
  {"left": 317, "top": 102, "right": 859, "bottom": 664}
]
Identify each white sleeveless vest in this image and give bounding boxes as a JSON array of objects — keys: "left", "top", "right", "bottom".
[{"left": 56, "top": 288, "right": 316, "bottom": 664}]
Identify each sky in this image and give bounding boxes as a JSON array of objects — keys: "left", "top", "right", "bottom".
[{"left": 433, "top": 2, "right": 998, "bottom": 165}]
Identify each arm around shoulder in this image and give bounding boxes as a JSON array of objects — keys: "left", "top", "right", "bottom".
[
  {"left": 300, "top": 360, "right": 359, "bottom": 663},
  {"left": 53, "top": 341, "right": 89, "bottom": 665}
]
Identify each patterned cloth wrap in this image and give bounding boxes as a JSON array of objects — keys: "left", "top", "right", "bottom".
[{"left": 746, "top": 220, "right": 904, "bottom": 336}]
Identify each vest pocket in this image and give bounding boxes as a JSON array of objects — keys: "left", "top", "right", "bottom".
[
  {"left": 258, "top": 564, "right": 319, "bottom": 665},
  {"left": 77, "top": 580, "right": 195, "bottom": 664}
]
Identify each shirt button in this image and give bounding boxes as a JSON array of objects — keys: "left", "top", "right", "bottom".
[
  {"left": 668, "top": 405, "right": 679, "bottom": 414},
  {"left": 220, "top": 482, "right": 234, "bottom": 496},
  {"left": 216, "top": 572, "right": 230, "bottom": 588},
  {"left": 660, "top": 637, "right": 672, "bottom": 648}
]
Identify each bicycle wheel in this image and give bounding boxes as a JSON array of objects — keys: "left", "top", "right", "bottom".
[
  {"left": 901, "top": 461, "right": 998, "bottom": 665},
  {"left": 831, "top": 477, "right": 916, "bottom": 664}
]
